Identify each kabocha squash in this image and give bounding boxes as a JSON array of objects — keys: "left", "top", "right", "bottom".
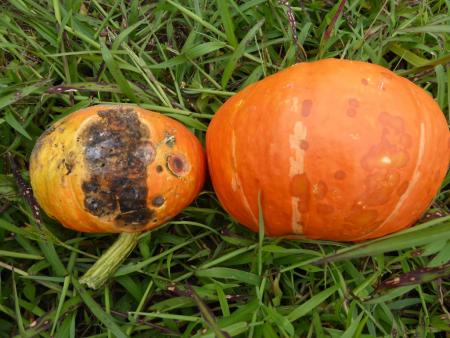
[
  {"left": 30, "top": 105, "right": 205, "bottom": 288},
  {"left": 206, "top": 58, "right": 450, "bottom": 241}
]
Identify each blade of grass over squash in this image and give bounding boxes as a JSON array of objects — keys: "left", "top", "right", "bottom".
[
  {"left": 72, "top": 278, "right": 127, "bottom": 338},
  {"left": 221, "top": 19, "right": 265, "bottom": 88},
  {"left": 100, "top": 39, "right": 138, "bottom": 102}
]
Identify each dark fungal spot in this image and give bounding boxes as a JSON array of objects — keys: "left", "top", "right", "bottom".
[
  {"left": 334, "top": 170, "right": 346, "bottom": 180},
  {"left": 164, "top": 132, "right": 176, "bottom": 147},
  {"left": 81, "top": 107, "right": 155, "bottom": 227},
  {"left": 116, "top": 208, "right": 155, "bottom": 227},
  {"left": 156, "top": 165, "right": 163, "bottom": 173},
  {"left": 64, "top": 151, "right": 76, "bottom": 175},
  {"left": 300, "top": 140, "right": 309, "bottom": 150},
  {"left": 167, "top": 153, "right": 190, "bottom": 177},
  {"left": 152, "top": 195, "right": 165, "bottom": 207}
]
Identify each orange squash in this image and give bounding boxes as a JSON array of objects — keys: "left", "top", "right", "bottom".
[
  {"left": 30, "top": 104, "right": 205, "bottom": 233},
  {"left": 206, "top": 58, "right": 450, "bottom": 241},
  {"left": 30, "top": 104, "right": 205, "bottom": 288}
]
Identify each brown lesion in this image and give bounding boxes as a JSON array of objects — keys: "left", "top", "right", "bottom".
[
  {"left": 167, "top": 153, "right": 190, "bottom": 177},
  {"left": 64, "top": 151, "right": 76, "bottom": 175},
  {"left": 152, "top": 195, "right": 165, "bottom": 207},
  {"left": 290, "top": 173, "right": 311, "bottom": 213},
  {"left": 80, "top": 107, "right": 156, "bottom": 228}
]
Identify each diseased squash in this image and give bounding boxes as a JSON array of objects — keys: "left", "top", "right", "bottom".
[
  {"left": 206, "top": 58, "right": 450, "bottom": 241},
  {"left": 30, "top": 104, "right": 205, "bottom": 233},
  {"left": 30, "top": 104, "right": 205, "bottom": 288}
]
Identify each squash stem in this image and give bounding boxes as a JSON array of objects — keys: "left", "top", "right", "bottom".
[{"left": 80, "top": 232, "right": 140, "bottom": 289}]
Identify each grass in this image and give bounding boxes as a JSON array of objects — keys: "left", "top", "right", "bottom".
[{"left": 0, "top": 0, "right": 450, "bottom": 336}]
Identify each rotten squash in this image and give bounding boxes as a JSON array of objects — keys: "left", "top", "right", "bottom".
[
  {"left": 206, "top": 58, "right": 450, "bottom": 241},
  {"left": 30, "top": 105, "right": 205, "bottom": 287}
]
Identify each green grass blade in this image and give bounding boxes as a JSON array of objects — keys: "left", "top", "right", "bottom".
[
  {"left": 217, "top": 0, "right": 238, "bottom": 47},
  {"left": 72, "top": 278, "right": 127, "bottom": 338},
  {"left": 287, "top": 286, "right": 339, "bottom": 322},
  {"left": 100, "top": 39, "right": 138, "bottom": 102},
  {"left": 315, "top": 218, "right": 450, "bottom": 265},
  {"left": 221, "top": 19, "right": 264, "bottom": 88}
]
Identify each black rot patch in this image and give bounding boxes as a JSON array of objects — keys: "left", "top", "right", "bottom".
[{"left": 81, "top": 107, "right": 156, "bottom": 228}]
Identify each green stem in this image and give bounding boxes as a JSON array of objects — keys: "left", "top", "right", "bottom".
[{"left": 80, "top": 232, "right": 140, "bottom": 290}]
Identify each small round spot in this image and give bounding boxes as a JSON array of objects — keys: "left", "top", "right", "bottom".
[
  {"left": 334, "top": 170, "right": 346, "bottom": 180},
  {"left": 313, "top": 181, "right": 328, "bottom": 200},
  {"left": 300, "top": 140, "right": 309, "bottom": 150},
  {"left": 302, "top": 99, "right": 313, "bottom": 117},
  {"left": 152, "top": 195, "right": 165, "bottom": 207},
  {"left": 290, "top": 173, "right": 310, "bottom": 197},
  {"left": 348, "top": 98, "right": 359, "bottom": 108},
  {"left": 316, "top": 203, "right": 334, "bottom": 214},
  {"left": 361, "top": 78, "right": 369, "bottom": 86},
  {"left": 346, "top": 108, "right": 357, "bottom": 117},
  {"left": 156, "top": 165, "right": 163, "bottom": 173},
  {"left": 167, "top": 153, "right": 190, "bottom": 177}
]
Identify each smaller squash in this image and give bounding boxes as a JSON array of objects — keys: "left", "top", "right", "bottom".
[{"left": 30, "top": 105, "right": 205, "bottom": 288}]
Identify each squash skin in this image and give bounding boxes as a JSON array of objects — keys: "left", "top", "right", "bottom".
[
  {"left": 30, "top": 105, "right": 205, "bottom": 233},
  {"left": 206, "top": 58, "right": 450, "bottom": 241}
]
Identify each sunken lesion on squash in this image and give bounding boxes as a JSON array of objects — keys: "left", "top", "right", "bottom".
[
  {"left": 167, "top": 153, "right": 190, "bottom": 177},
  {"left": 80, "top": 107, "right": 156, "bottom": 228}
]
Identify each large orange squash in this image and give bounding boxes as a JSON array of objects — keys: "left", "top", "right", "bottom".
[
  {"left": 206, "top": 58, "right": 450, "bottom": 241},
  {"left": 30, "top": 104, "right": 205, "bottom": 233}
]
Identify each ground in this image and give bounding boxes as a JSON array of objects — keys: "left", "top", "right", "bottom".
[{"left": 0, "top": 0, "right": 449, "bottom": 337}]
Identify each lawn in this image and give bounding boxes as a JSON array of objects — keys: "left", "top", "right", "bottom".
[{"left": 1, "top": 0, "right": 450, "bottom": 337}]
